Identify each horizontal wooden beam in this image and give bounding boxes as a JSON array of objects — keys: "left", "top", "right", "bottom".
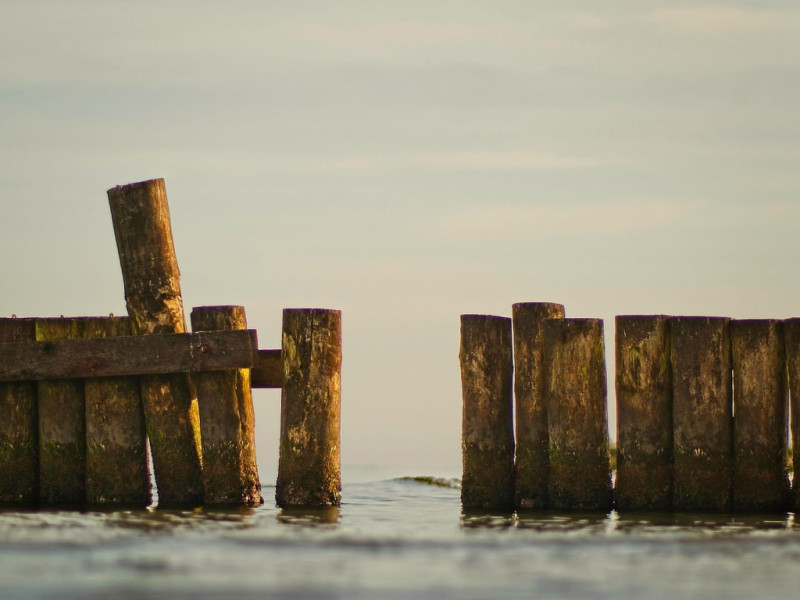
[{"left": 0, "top": 330, "right": 263, "bottom": 382}]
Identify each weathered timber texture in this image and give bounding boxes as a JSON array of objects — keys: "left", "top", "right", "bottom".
[
  {"left": 459, "top": 314, "right": 515, "bottom": 510},
  {"left": 730, "top": 320, "right": 789, "bottom": 512},
  {"left": 36, "top": 318, "right": 86, "bottom": 506},
  {"left": 0, "top": 318, "right": 38, "bottom": 506},
  {"left": 615, "top": 316, "right": 673, "bottom": 511},
  {"left": 277, "top": 309, "right": 342, "bottom": 507},
  {"left": 108, "top": 178, "right": 203, "bottom": 505},
  {"left": 191, "top": 306, "right": 261, "bottom": 506},
  {"left": 83, "top": 317, "right": 151, "bottom": 506},
  {"left": 785, "top": 318, "right": 800, "bottom": 511},
  {"left": 0, "top": 329, "right": 259, "bottom": 382},
  {"left": 544, "top": 318, "right": 612, "bottom": 511},
  {"left": 251, "top": 350, "right": 283, "bottom": 388},
  {"left": 671, "top": 316, "right": 732, "bottom": 512},
  {"left": 512, "top": 302, "right": 564, "bottom": 510}
]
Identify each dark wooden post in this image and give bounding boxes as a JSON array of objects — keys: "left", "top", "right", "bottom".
[
  {"left": 191, "top": 306, "right": 262, "bottom": 506},
  {"left": 730, "top": 319, "right": 789, "bottom": 512},
  {"left": 35, "top": 318, "right": 86, "bottom": 506},
  {"left": 784, "top": 318, "right": 800, "bottom": 511},
  {"left": 276, "top": 309, "right": 342, "bottom": 507},
  {"left": 0, "top": 318, "right": 38, "bottom": 506},
  {"left": 459, "top": 314, "right": 515, "bottom": 510},
  {"left": 108, "top": 178, "right": 203, "bottom": 505},
  {"left": 615, "top": 315, "right": 673, "bottom": 511},
  {"left": 83, "top": 316, "right": 151, "bottom": 506},
  {"left": 512, "top": 302, "right": 564, "bottom": 509},
  {"left": 671, "top": 316, "right": 732, "bottom": 512},
  {"left": 544, "top": 318, "right": 612, "bottom": 511}
]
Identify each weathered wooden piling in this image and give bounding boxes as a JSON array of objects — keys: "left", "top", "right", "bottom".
[
  {"left": 459, "top": 315, "right": 515, "bottom": 510},
  {"left": 670, "top": 316, "right": 732, "bottom": 512},
  {"left": 780, "top": 318, "right": 800, "bottom": 511},
  {"left": 544, "top": 318, "right": 612, "bottom": 511},
  {"left": 615, "top": 315, "right": 673, "bottom": 511},
  {"left": 35, "top": 318, "right": 86, "bottom": 506},
  {"left": 83, "top": 317, "right": 151, "bottom": 506},
  {"left": 108, "top": 178, "right": 203, "bottom": 505},
  {"left": 730, "top": 319, "right": 789, "bottom": 512},
  {"left": 0, "top": 318, "right": 38, "bottom": 506},
  {"left": 277, "top": 309, "right": 342, "bottom": 507},
  {"left": 512, "top": 302, "right": 564, "bottom": 509},
  {"left": 191, "top": 306, "right": 261, "bottom": 506}
]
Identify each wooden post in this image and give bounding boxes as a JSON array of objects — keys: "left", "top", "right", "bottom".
[
  {"left": 730, "top": 320, "right": 789, "bottom": 512},
  {"left": 35, "top": 318, "right": 86, "bottom": 506},
  {"left": 276, "top": 309, "right": 342, "bottom": 507},
  {"left": 512, "top": 302, "right": 564, "bottom": 509},
  {"left": 785, "top": 318, "right": 800, "bottom": 511},
  {"left": 108, "top": 178, "right": 203, "bottom": 505},
  {"left": 83, "top": 316, "right": 151, "bottom": 506},
  {"left": 459, "top": 314, "right": 515, "bottom": 510},
  {"left": 615, "top": 315, "right": 673, "bottom": 511},
  {"left": 191, "top": 306, "right": 262, "bottom": 506},
  {"left": 671, "top": 316, "right": 732, "bottom": 512},
  {"left": 544, "top": 318, "right": 612, "bottom": 511},
  {"left": 0, "top": 318, "right": 38, "bottom": 506}
]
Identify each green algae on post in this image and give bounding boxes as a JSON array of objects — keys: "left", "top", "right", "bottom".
[
  {"left": 544, "top": 318, "right": 612, "bottom": 512},
  {"left": 460, "top": 314, "right": 515, "bottom": 511},
  {"left": 615, "top": 315, "right": 673, "bottom": 511},
  {"left": 512, "top": 302, "right": 565, "bottom": 510},
  {"left": 277, "top": 309, "right": 342, "bottom": 507},
  {"left": 191, "top": 306, "right": 261, "bottom": 506}
]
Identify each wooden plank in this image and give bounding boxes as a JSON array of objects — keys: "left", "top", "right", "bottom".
[
  {"left": 0, "top": 329, "right": 259, "bottom": 382},
  {"left": 191, "top": 306, "right": 261, "bottom": 506},
  {"left": 784, "top": 318, "right": 800, "bottom": 511},
  {"left": 0, "top": 318, "right": 38, "bottom": 506},
  {"left": 251, "top": 350, "right": 283, "bottom": 388}
]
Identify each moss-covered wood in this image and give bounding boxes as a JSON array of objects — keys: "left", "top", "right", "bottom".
[
  {"left": 615, "top": 315, "right": 673, "bottom": 511},
  {"left": 671, "top": 316, "right": 732, "bottom": 512},
  {"left": 83, "top": 317, "right": 151, "bottom": 507},
  {"left": 108, "top": 178, "right": 203, "bottom": 505},
  {"left": 35, "top": 318, "right": 86, "bottom": 506},
  {"left": 277, "top": 309, "right": 342, "bottom": 507},
  {"left": 0, "top": 318, "right": 38, "bottom": 506},
  {"left": 512, "top": 302, "right": 564, "bottom": 510},
  {"left": 459, "top": 314, "right": 515, "bottom": 510},
  {"left": 191, "top": 306, "right": 261, "bottom": 506},
  {"left": 544, "top": 318, "right": 612, "bottom": 512},
  {"left": 730, "top": 320, "right": 789, "bottom": 512}
]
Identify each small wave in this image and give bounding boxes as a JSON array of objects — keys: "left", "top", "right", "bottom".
[{"left": 394, "top": 476, "right": 461, "bottom": 489}]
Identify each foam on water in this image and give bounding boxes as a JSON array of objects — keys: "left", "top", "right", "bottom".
[{"left": 1, "top": 473, "right": 800, "bottom": 599}]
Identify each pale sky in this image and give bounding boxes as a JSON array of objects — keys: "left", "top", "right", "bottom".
[{"left": 2, "top": 1, "right": 799, "bottom": 480}]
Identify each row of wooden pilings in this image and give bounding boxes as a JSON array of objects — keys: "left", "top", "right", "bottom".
[
  {"left": 0, "top": 178, "right": 342, "bottom": 509},
  {"left": 460, "top": 302, "right": 800, "bottom": 513}
]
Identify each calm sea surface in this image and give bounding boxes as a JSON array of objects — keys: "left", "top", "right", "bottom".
[{"left": 2, "top": 468, "right": 800, "bottom": 600}]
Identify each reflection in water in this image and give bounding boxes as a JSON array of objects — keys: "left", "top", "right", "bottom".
[
  {"left": 277, "top": 506, "right": 340, "bottom": 527},
  {"left": 460, "top": 510, "right": 515, "bottom": 530}
]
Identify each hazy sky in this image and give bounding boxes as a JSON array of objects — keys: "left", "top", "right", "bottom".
[{"left": 2, "top": 1, "right": 799, "bottom": 480}]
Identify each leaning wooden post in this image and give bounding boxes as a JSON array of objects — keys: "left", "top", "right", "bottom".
[
  {"left": 83, "top": 316, "right": 151, "bottom": 506},
  {"left": 35, "top": 318, "right": 86, "bottom": 506},
  {"left": 0, "top": 318, "right": 38, "bottom": 506},
  {"left": 615, "top": 315, "right": 673, "bottom": 511},
  {"left": 670, "top": 316, "right": 732, "bottom": 512},
  {"left": 512, "top": 302, "right": 564, "bottom": 510},
  {"left": 108, "top": 178, "right": 203, "bottom": 505},
  {"left": 730, "top": 319, "right": 789, "bottom": 512},
  {"left": 785, "top": 318, "right": 800, "bottom": 511},
  {"left": 544, "top": 318, "right": 612, "bottom": 511},
  {"left": 460, "top": 314, "right": 515, "bottom": 511},
  {"left": 276, "top": 309, "right": 342, "bottom": 507},
  {"left": 191, "top": 306, "right": 262, "bottom": 506}
]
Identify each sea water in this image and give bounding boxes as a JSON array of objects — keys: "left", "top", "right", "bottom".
[{"left": 1, "top": 469, "right": 800, "bottom": 600}]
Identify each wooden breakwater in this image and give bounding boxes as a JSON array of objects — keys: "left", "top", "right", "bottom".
[
  {"left": 0, "top": 178, "right": 341, "bottom": 509},
  {"left": 461, "top": 303, "right": 797, "bottom": 513}
]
